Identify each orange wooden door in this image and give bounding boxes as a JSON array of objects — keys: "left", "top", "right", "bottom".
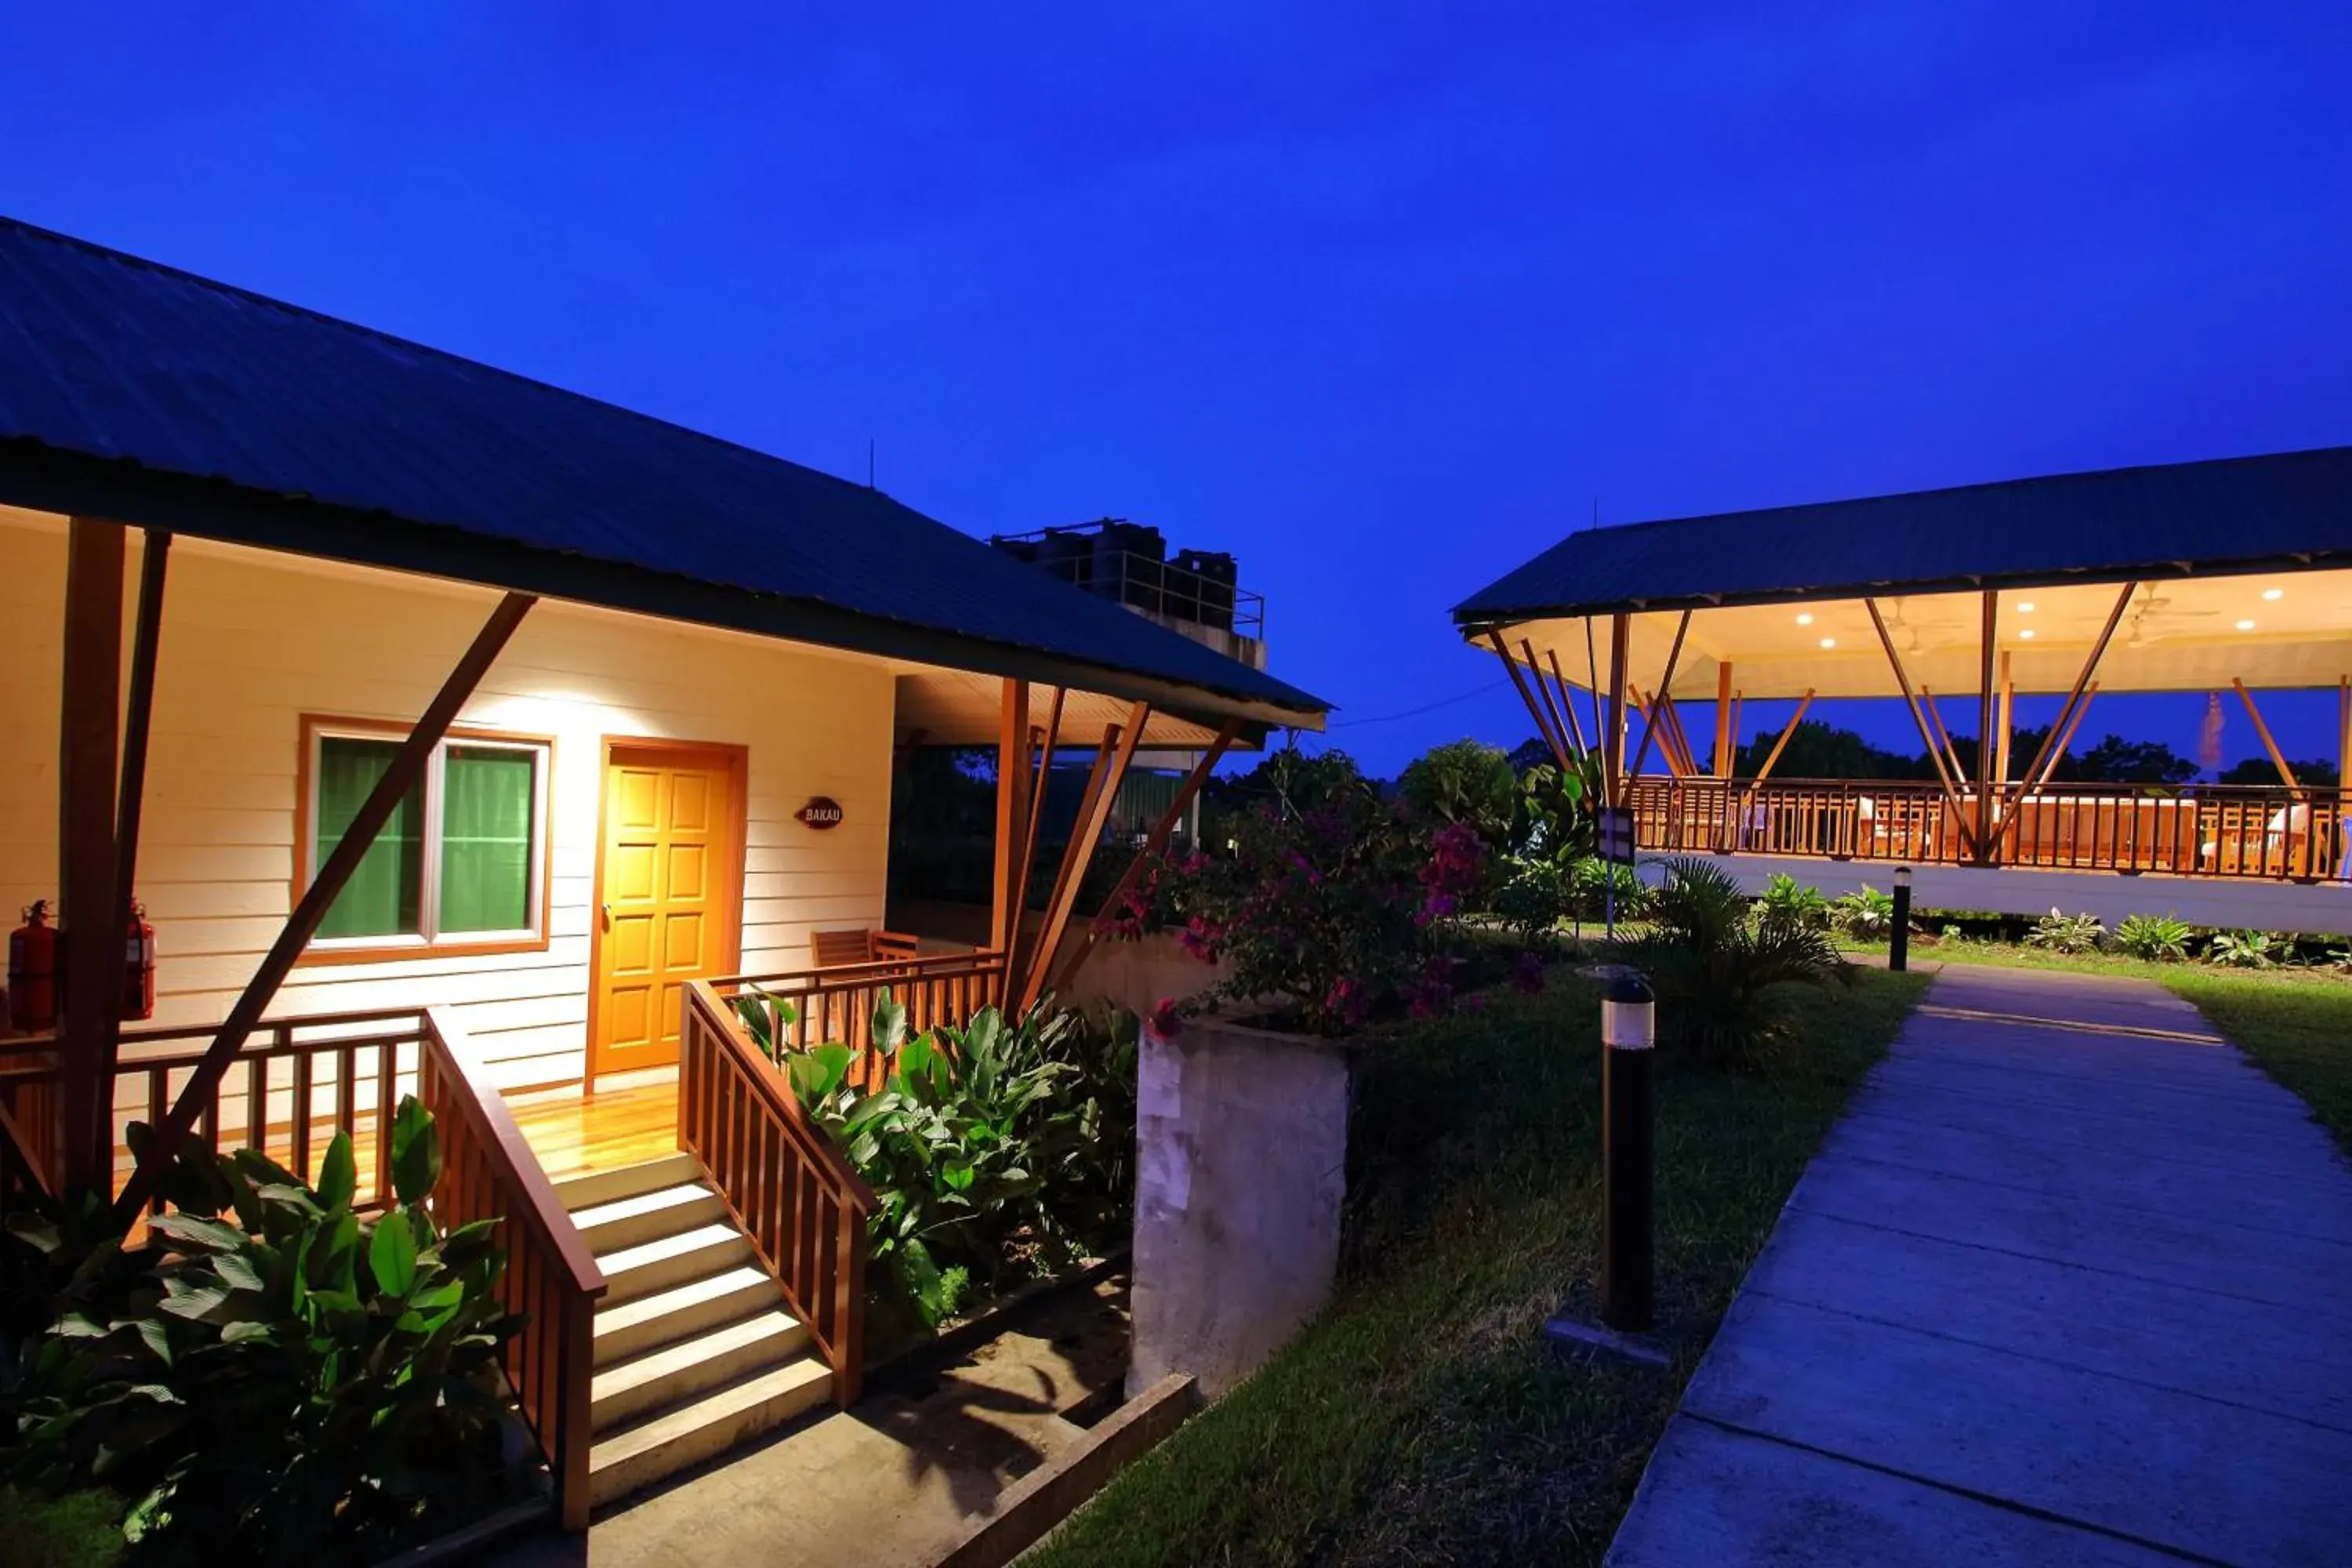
[{"left": 592, "top": 746, "right": 742, "bottom": 1077}]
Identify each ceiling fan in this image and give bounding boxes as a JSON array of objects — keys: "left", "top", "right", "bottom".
[{"left": 2125, "top": 585, "right": 2221, "bottom": 648}]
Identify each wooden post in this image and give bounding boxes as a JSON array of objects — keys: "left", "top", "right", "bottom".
[
  {"left": 1994, "top": 651, "right": 2014, "bottom": 787},
  {"left": 1751, "top": 691, "right": 1815, "bottom": 782},
  {"left": 116, "top": 592, "right": 536, "bottom": 1221},
  {"left": 1001, "top": 688, "right": 1064, "bottom": 986},
  {"left": 1604, "top": 614, "right": 1630, "bottom": 809},
  {"left": 1487, "top": 632, "right": 1570, "bottom": 770},
  {"left": 1018, "top": 704, "right": 1147, "bottom": 1013},
  {"left": 1046, "top": 721, "right": 1237, "bottom": 996},
  {"left": 990, "top": 680, "right": 1033, "bottom": 960},
  {"left": 1544, "top": 650, "right": 1588, "bottom": 754},
  {"left": 1975, "top": 589, "right": 1998, "bottom": 864},
  {"left": 103, "top": 530, "right": 171, "bottom": 1116},
  {"left": 58, "top": 519, "right": 125, "bottom": 1195},
  {"left": 2232, "top": 680, "right": 2303, "bottom": 793},
  {"left": 1714, "top": 663, "right": 1734, "bottom": 779},
  {"left": 1624, "top": 610, "right": 1690, "bottom": 786}
]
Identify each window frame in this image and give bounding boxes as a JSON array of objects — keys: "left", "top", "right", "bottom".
[{"left": 295, "top": 715, "right": 556, "bottom": 964}]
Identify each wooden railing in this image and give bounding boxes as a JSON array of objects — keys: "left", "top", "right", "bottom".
[
  {"left": 680, "top": 980, "right": 877, "bottom": 1404},
  {"left": 712, "top": 948, "right": 1007, "bottom": 1090},
  {"left": 0, "top": 1007, "right": 605, "bottom": 1531},
  {"left": 1626, "top": 776, "right": 2349, "bottom": 881},
  {"left": 417, "top": 1007, "right": 605, "bottom": 1531}
]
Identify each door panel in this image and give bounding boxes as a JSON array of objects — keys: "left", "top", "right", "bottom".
[{"left": 592, "top": 746, "right": 741, "bottom": 1076}]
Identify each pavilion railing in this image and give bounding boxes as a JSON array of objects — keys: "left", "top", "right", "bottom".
[{"left": 1625, "top": 776, "right": 2347, "bottom": 881}]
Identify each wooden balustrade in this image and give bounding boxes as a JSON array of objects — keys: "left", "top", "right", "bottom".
[
  {"left": 1624, "top": 776, "right": 2347, "bottom": 881},
  {"left": 0, "top": 1007, "right": 605, "bottom": 1530},
  {"left": 417, "top": 1007, "right": 606, "bottom": 1531},
  {"left": 679, "top": 979, "right": 876, "bottom": 1405},
  {"left": 712, "top": 949, "right": 1007, "bottom": 1089}
]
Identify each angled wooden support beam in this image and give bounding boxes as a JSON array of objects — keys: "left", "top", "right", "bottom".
[
  {"left": 1046, "top": 720, "right": 1237, "bottom": 997},
  {"left": 2233, "top": 679, "right": 2302, "bottom": 793},
  {"left": 2002, "top": 582, "right": 2136, "bottom": 817},
  {"left": 1521, "top": 637, "right": 1580, "bottom": 761},
  {"left": 100, "top": 530, "right": 172, "bottom": 1137},
  {"left": 1750, "top": 690, "right": 1814, "bottom": 783},
  {"left": 58, "top": 519, "right": 125, "bottom": 1195},
  {"left": 1661, "top": 692, "right": 1703, "bottom": 778},
  {"left": 2026, "top": 684, "right": 2098, "bottom": 797},
  {"left": 1727, "top": 692, "right": 1744, "bottom": 772},
  {"left": 1486, "top": 631, "right": 1570, "bottom": 770},
  {"left": 1543, "top": 649, "right": 1588, "bottom": 754},
  {"left": 1584, "top": 619, "right": 1606, "bottom": 771},
  {"left": 1994, "top": 652, "right": 2014, "bottom": 787},
  {"left": 1603, "top": 614, "right": 1631, "bottom": 808},
  {"left": 1019, "top": 703, "right": 1148, "bottom": 1014},
  {"left": 1639, "top": 688, "right": 1697, "bottom": 779},
  {"left": 1714, "top": 664, "right": 1734, "bottom": 779},
  {"left": 1917, "top": 688, "right": 1969, "bottom": 796},
  {"left": 990, "top": 680, "right": 1033, "bottom": 960},
  {"left": 1623, "top": 610, "right": 1690, "bottom": 786},
  {"left": 1866, "top": 598, "right": 1971, "bottom": 839},
  {"left": 1002, "top": 688, "right": 1066, "bottom": 987},
  {"left": 117, "top": 591, "right": 537, "bottom": 1221},
  {"left": 1974, "top": 589, "right": 1999, "bottom": 861}
]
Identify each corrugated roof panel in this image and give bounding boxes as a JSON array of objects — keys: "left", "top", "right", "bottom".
[
  {"left": 0, "top": 216, "right": 1325, "bottom": 720},
  {"left": 1456, "top": 447, "right": 2352, "bottom": 624}
]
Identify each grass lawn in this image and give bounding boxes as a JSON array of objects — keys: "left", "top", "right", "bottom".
[
  {"left": 1029, "top": 966, "right": 1927, "bottom": 1567},
  {"left": 1856, "top": 937, "right": 2352, "bottom": 1155}
]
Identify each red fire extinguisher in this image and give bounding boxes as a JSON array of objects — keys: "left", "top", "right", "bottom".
[
  {"left": 124, "top": 898, "right": 157, "bottom": 1022},
  {"left": 9, "top": 900, "right": 57, "bottom": 1034}
]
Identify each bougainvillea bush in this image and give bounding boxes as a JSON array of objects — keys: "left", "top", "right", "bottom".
[{"left": 1103, "top": 750, "right": 1488, "bottom": 1037}]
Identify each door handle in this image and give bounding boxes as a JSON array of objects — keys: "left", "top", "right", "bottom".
[{"left": 601, "top": 902, "right": 613, "bottom": 932}]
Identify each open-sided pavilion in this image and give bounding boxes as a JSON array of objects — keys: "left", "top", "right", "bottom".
[{"left": 1456, "top": 447, "right": 2352, "bottom": 934}]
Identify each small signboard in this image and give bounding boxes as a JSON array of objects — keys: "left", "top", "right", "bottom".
[
  {"left": 795, "top": 797, "right": 845, "bottom": 831},
  {"left": 1596, "top": 806, "right": 1635, "bottom": 862}
]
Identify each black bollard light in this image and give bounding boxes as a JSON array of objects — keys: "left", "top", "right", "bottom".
[
  {"left": 1600, "top": 971, "right": 1656, "bottom": 1333},
  {"left": 1889, "top": 865, "right": 1913, "bottom": 972}
]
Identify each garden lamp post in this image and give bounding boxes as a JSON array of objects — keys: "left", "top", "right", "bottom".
[
  {"left": 1600, "top": 971, "right": 1656, "bottom": 1332},
  {"left": 1890, "top": 866, "right": 1913, "bottom": 972}
]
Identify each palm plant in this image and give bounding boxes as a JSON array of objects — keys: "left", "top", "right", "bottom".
[{"left": 1618, "top": 857, "right": 1850, "bottom": 1073}]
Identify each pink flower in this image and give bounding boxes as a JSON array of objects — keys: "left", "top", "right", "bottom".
[
  {"left": 1178, "top": 916, "right": 1221, "bottom": 964},
  {"left": 1148, "top": 998, "right": 1185, "bottom": 1039}
]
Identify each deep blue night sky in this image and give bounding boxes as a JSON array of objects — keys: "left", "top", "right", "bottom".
[{"left": 5, "top": 5, "right": 2347, "bottom": 773}]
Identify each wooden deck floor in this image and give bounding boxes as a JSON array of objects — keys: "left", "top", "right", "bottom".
[{"left": 504, "top": 1074, "right": 683, "bottom": 1182}]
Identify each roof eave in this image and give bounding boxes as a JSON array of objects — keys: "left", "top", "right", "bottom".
[{"left": 0, "top": 443, "right": 1329, "bottom": 735}]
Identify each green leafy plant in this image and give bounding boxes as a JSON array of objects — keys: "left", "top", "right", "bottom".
[
  {"left": 776, "top": 999, "right": 1131, "bottom": 1330},
  {"left": 2205, "top": 929, "right": 2282, "bottom": 969},
  {"left": 1755, "top": 873, "right": 1829, "bottom": 930},
  {"left": 1567, "top": 856, "right": 1650, "bottom": 922},
  {"left": 6, "top": 1101, "right": 521, "bottom": 1565},
  {"left": 1830, "top": 885, "right": 1896, "bottom": 939},
  {"left": 1939, "top": 924, "right": 1964, "bottom": 942},
  {"left": 2114, "top": 913, "right": 2193, "bottom": 963},
  {"left": 2026, "top": 909, "right": 2107, "bottom": 956},
  {"left": 1397, "top": 739, "right": 1519, "bottom": 848},
  {"left": 1618, "top": 857, "right": 1850, "bottom": 1073},
  {"left": 1490, "top": 856, "right": 1570, "bottom": 946}
]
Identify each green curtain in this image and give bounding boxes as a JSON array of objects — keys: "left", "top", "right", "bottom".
[
  {"left": 439, "top": 746, "right": 535, "bottom": 933},
  {"left": 314, "top": 738, "right": 423, "bottom": 939}
]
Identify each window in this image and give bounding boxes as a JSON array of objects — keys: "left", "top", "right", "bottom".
[{"left": 304, "top": 721, "right": 551, "bottom": 953}]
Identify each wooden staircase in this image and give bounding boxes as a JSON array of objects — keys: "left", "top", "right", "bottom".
[{"left": 555, "top": 1152, "right": 834, "bottom": 1505}]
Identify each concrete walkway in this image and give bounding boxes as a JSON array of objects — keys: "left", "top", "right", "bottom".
[{"left": 1608, "top": 964, "right": 2352, "bottom": 1567}]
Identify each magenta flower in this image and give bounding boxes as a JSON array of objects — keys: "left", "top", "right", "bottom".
[{"left": 1148, "top": 997, "right": 1185, "bottom": 1040}]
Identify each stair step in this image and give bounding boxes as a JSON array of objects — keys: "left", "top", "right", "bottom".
[
  {"left": 573, "top": 1182, "right": 728, "bottom": 1255},
  {"left": 588, "top": 1356, "right": 833, "bottom": 1507},
  {"left": 590, "top": 1308, "right": 811, "bottom": 1433},
  {"left": 552, "top": 1152, "right": 703, "bottom": 1213},
  {"left": 597, "top": 1223, "right": 755, "bottom": 1307},
  {"left": 594, "top": 1265, "right": 786, "bottom": 1369}
]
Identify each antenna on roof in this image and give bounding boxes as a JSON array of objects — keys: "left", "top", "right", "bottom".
[
  {"left": 868, "top": 439, "right": 877, "bottom": 490},
  {"left": 1592, "top": 496, "right": 1599, "bottom": 531}
]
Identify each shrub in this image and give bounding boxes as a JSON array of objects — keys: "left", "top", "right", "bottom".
[
  {"left": 1617, "top": 857, "right": 1850, "bottom": 1073},
  {"left": 1490, "top": 855, "right": 1570, "bottom": 946},
  {"left": 1397, "top": 739, "right": 1519, "bottom": 848},
  {"left": 768, "top": 998, "right": 1132, "bottom": 1329},
  {"left": 1830, "top": 885, "right": 1896, "bottom": 939},
  {"left": 2205, "top": 929, "right": 2283, "bottom": 969},
  {"left": 5, "top": 1101, "right": 520, "bottom": 1565},
  {"left": 1146, "top": 753, "right": 1486, "bottom": 1034},
  {"left": 1567, "top": 856, "right": 1650, "bottom": 921},
  {"left": 2114, "top": 913, "right": 2192, "bottom": 962},
  {"left": 2026, "top": 909, "right": 2106, "bottom": 955},
  {"left": 1755, "top": 872, "right": 1829, "bottom": 930}
]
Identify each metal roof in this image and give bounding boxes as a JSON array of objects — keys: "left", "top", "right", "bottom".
[
  {"left": 0, "top": 216, "right": 1325, "bottom": 729},
  {"left": 1455, "top": 446, "right": 2352, "bottom": 629}
]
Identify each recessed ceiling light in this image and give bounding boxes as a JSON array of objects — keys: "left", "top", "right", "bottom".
[
  {"left": 2261, "top": 587, "right": 2284, "bottom": 601},
  {"left": 1795, "top": 613, "right": 1814, "bottom": 626},
  {"left": 2235, "top": 619, "right": 2256, "bottom": 631},
  {"left": 1818, "top": 637, "right": 1836, "bottom": 649},
  {"left": 2017, "top": 601, "right": 2035, "bottom": 613},
  {"left": 2018, "top": 628, "right": 2036, "bottom": 640}
]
